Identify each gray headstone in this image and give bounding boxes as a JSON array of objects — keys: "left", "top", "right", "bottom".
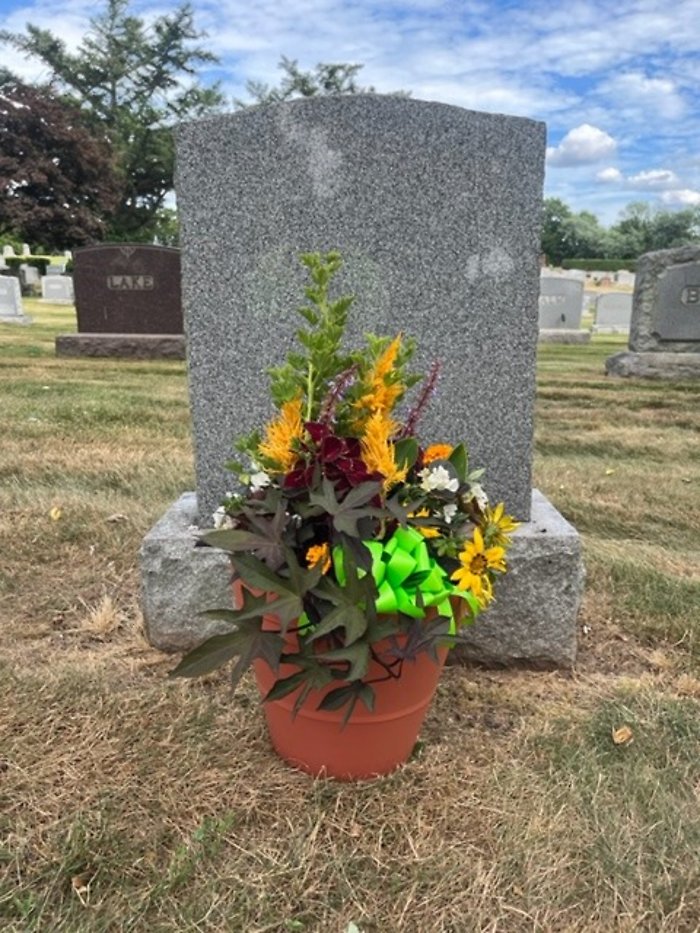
[
  {"left": 45, "top": 264, "right": 67, "bottom": 276},
  {"left": 615, "top": 271, "right": 635, "bottom": 287},
  {"left": 41, "top": 275, "right": 75, "bottom": 303},
  {"left": 2, "top": 245, "right": 16, "bottom": 258},
  {"left": 20, "top": 264, "right": 40, "bottom": 287},
  {"left": 0, "top": 276, "right": 31, "bottom": 323},
  {"left": 630, "top": 246, "right": 700, "bottom": 352},
  {"left": 21, "top": 244, "right": 30, "bottom": 256},
  {"left": 538, "top": 277, "right": 584, "bottom": 329},
  {"left": 175, "top": 96, "right": 546, "bottom": 522},
  {"left": 594, "top": 292, "right": 632, "bottom": 332}
]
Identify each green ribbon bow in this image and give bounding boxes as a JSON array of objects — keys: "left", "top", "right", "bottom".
[{"left": 333, "top": 526, "right": 473, "bottom": 632}]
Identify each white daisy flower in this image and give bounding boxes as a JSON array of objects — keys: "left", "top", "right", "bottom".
[{"left": 470, "top": 483, "right": 489, "bottom": 510}]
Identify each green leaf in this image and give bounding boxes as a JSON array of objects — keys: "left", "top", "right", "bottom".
[
  {"left": 309, "top": 477, "right": 385, "bottom": 537},
  {"left": 316, "top": 642, "right": 370, "bottom": 681},
  {"left": 169, "top": 620, "right": 284, "bottom": 692},
  {"left": 394, "top": 437, "right": 419, "bottom": 471},
  {"left": 448, "top": 443, "right": 468, "bottom": 483},
  {"left": 317, "top": 681, "right": 376, "bottom": 725}
]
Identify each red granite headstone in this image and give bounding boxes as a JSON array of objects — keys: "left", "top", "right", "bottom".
[{"left": 73, "top": 244, "right": 182, "bottom": 334}]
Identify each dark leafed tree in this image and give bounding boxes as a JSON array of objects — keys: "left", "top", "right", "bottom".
[
  {"left": 236, "top": 55, "right": 408, "bottom": 108},
  {"left": 0, "top": 80, "right": 122, "bottom": 249},
  {"left": 0, "top": 0, "right": 224, "bottom": 241}
]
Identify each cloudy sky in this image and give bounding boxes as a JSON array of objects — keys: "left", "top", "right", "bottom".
[{"left": 3, "top": 0, "right": 700, "bottom": 226}]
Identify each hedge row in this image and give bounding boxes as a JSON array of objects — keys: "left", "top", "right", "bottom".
[{"left": 561, "top": 258, "right": 636, "bottom": 272}]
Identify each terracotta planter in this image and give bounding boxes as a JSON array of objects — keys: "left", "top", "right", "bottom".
[
  {"left": 233, "top": 580, "right": 449, "bottom": 779},
  {"left": 253, "top": 637, "right": 447, "bottom": 780}
]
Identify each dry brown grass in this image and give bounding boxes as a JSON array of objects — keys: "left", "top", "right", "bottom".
[{"left": 1, "top": 309, "right": 699, "bottom": 932}]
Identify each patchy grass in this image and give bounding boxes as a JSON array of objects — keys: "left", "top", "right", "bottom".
[{"left": 1, "top": 309, "right": 699, "bottom": 931}]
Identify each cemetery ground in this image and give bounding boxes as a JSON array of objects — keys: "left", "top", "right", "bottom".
[{"left": 1, "top": 301, "right": 699, "bottom": 933}]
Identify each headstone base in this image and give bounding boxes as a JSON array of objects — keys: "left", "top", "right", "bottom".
[
  {"left": 55, "top": 333, "right": 186, "bottom": 360},
  {"left": 0, "top": 313, "right": 32, "bottom": 325},
  {"left": 39, "top": 298, "right": 74, "bottom": 305},
  {"left": 606, "top": 351, "right": 700, "bottom": 380},
  {"left": 538, "top": 329, "right": 591, "bottom": 344},
  {"left": 140, "top": 489, "right": 583, "bottom": 667}
]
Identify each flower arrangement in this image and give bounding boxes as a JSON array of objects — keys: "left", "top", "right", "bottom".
[{"left": 172, "top": 251, "right": 518, "bottom": 723}]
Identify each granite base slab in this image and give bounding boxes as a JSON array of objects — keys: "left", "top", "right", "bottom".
[
  {"left": 606, "top": 351, "right": 700, "bottom": 379},
  {"left": 56, "top": 333, "right": 186, "bottom": 360},
  {"left": 141, "top": 489, "right": 583, "bottom": 667},
  {"left": 0, "top": 314, "right": 32, "bottom": 325},
  {"left": 538, "top": 329, "right": 591, "bottom": 344}
]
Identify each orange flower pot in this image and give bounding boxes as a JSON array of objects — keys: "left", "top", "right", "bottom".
[
  {"left": 253, "top": 637, "right": 447, "bottom": 781},
  {"left": 233, "top": 581, "right": 448, "bottom": 780}
]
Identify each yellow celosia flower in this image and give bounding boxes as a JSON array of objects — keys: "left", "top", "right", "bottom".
[
  {"left": 258, "top": 398, "right": 304, "bottom": 472},
  {"left": 306, "top": 543, "right": 331, "bottom": 573},
  {"left": 423, "top": 443, "right": 453, "bottom": 465},
  {"left": 451, "top": 527, "right": 506, "bottom": 603},
  {"left": 483, "top": 502, "right": 520, "bottom": 548},
  {"left": 354, "top": 334, "right": 404, "bottom": 423},
  {"left": 409, "top": 507, "right": 440, "bottom": 538},
  {"left": 360, "top": 411, "right": 406, "bottom": 491}
]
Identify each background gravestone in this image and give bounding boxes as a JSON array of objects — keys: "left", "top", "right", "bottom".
[
  {"left": 41, "top": 276, "right": 74, "bottom": 304},
  {"left": 594, "top": 292, "right": 632, "bottom": 332},
  {"left": 538, "top": 276, "right": 589, "bottom": 343},
  {"left": 606, "top": 245, "right": 700, "bottom": 378},
  {"left": 0, "top": 276, "right": 31, "bottom": 324},
  {"left": 176, "top": 96, "right": 545, "bottom": 524},
  {"left": 73, "top": 244, "right": 182, "bottom": 333},
  {"left": 140, "top": 97, "right": 584, "bottom": 667}
]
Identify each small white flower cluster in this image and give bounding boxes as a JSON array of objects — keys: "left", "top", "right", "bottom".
[
  {"left": 212, "top": 506, "right": 235, "bottom": 529},
  {"left": 418, "top": 464, "right": 459, "bottom": 493}
]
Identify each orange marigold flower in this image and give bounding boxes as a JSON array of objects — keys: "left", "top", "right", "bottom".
[
  {"left": 258, "top": 398, "right": 304, "bottom": 472},
  {"left": 423, "top": 443, "right": 454, "bottom": 465},
  {"left": 306, "top": 543, "right": 331, "bottom": 573}
]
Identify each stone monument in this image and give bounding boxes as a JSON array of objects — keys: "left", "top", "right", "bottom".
[
  {"left": 594, "top": 292, "right": 632, "bottom": 333},
  {"left": 41, "top": 275, "right": 75, "bottom": 303},
  {"left": 55, "top": 244, "right": 184, "bottom": 359},
  {"left": 141, "top": 96, "right": 584, "bottom": 666},
  {"left": 538, "top": 277, "right": 589, "bottom": 343},
  {"left": 0, "top": 276, "right": 32, "bottom": 324},
  {"left": 606, "top": 245, "right": 700, "bottom": 378}
]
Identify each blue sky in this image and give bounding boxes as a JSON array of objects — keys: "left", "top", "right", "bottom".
[{"left": 2, "top": 0, "right": 700, "bottom": 226}]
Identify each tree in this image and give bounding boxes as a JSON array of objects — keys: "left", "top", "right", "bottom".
[
  {"left": 1, "top": 0, "right": 224, "bottom": 241},
  {"left": 236, "top": 56, "right": 407, "bottom": 108},
  {"left": 609, "top": 202, "right": 700, "bottom": 256},
  {"left": 0, "top": 80, "right": 121, "bottom": 249}
]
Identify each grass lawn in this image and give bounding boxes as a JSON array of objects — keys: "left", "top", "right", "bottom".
[{"left": 1, "top": 302, "right": 699, "bottom": 932}]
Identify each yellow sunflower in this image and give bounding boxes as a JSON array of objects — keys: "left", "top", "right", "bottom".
[
  {"left": 258, "top": 397, "right": 304, "bottom": 472},
  {"left": 451, "top": 527, "right": 506, "bottom": 604},
  {"left": 409, "top": 507, "right": 440, "bottom": 538},
  {"left": 483, "top": 502, "right": 520, "bottom": 548}
]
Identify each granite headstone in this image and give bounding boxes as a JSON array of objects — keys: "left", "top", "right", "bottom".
[
  {"left": 538, "top": 277, "right": 584, "bottom": 329},
  {"left": 140, "top": 97, "right": 584, "bottom": 666},
  {"left": 606, "top": 245, "right": 700, "bottom": 378},
  {"left": 0, "top": 276, "right": 31, "bottom": 324},
  {"left": 176, "top": 96, "right": 546, "bottom": 524},
  {"left": 594, "top": 292, "right": 632, "bottom": 332},
  {"left": 41, "top": 275, "right": 74, "bottom": 303},
  {"left": 72, "top": 244, "right": 182, "bottom": 334}
]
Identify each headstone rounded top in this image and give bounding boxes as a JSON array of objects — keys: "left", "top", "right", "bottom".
[{"left": 177, "top": 93, "right": 546, "bottom": 139}]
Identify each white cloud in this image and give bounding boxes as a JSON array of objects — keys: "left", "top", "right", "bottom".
[
  {"left": 546, "top": 124, "right": 617, "bottom": 167},
  {"left": 660, "top": 189, "right": 700, "bottom": 207},
  {"left": 599, "top": 71, "right": 686, "bottom": 121},
  {"left": 596, "top": 167, "right": 623, "bottom": 183},
  {"left": 627, "top": 169, "right": 680, "bottom": 189}
]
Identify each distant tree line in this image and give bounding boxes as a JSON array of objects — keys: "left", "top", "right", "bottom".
[{"left": 542, "top": 197, "right": 700, "bottom": 266}]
